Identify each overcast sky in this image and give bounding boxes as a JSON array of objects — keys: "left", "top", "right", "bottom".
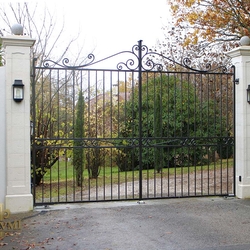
[
  {"left": 1, "top": 0, "right": 170, "bottom": 65},
  {"left": 58, "top": 0, "right": 170, "bottom": 59}
]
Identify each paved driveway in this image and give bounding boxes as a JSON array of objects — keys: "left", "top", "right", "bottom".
[{"left": 1, "top": 197, "right": 250, "bottom": 250}]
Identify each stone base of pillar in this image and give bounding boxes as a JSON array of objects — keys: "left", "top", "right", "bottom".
[
  {"left": 5, "top": 194, "right": 33, "bottom": 213},
  {"left": 236, "top": 184, "right": 250, "bottom": 199}
]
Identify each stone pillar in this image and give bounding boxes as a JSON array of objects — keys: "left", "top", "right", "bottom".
[
  {"left": 0, "top": 67, "right": 6, "bottom": 206},
  {"left": 1, "top": 34, "right": 35, "bottom": 213},
  {"left": 227, "top": 37, "right": 250, "bottom": 198}
]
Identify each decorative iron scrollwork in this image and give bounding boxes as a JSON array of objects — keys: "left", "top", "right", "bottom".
[
  {"left": 221, "top": 137, "right": 234, "bottom": 146},
  {"left": 39, "top": 41, "right": 232, "bottom": 73},
  {"left": 117, "top": 58, "right": 137, "bottom": 71},
  {"left": 42, "top": 53, "right": 96, "bottom": 69},
  {"left": 181, "top": 138, "right": 197, "bottom": 146},
  {"left": 128, "top": 138, "right": 139, "bottom": 146},
  {"left": 183, "top": 58, "right": 212, "bottom": 73}
]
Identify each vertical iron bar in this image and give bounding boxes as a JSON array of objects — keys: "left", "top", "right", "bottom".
[
  {"left": 207, "top": 73, "right": 210, "bottom": 195},
  {"left": 232, "top": 66, "right": 236, "bottom": 196},
  {"left": 102, "top": 70, "right": 106, "bottom": 200},
  {"left": 138, "top": 40, "right": 143, "bottom": 201},
  {"left": 174, "top": 74, "right": 177, "bottom": 197},
  {"left": 131, "top": 72, "right": 135, "bottom": 199},
  {"left": 213, "top": 73, "right": 217, "bottom": 195},
  {"left": 65, "top": 69, "right": 68, "bottom": 202},
  {"left": 117, "top": 71, "right": 120, "bottom": 199},
  {"left": 160, "top": 73, "right": 163, "bottom": 197},
  {"left": 124, "top": 71, "right": 128, "bottom": 199},
  {"left": 110, "top": 71, "right": 113, "bottom": 200},
  {"left": 72, "top": 70, "right": 76, "bottom": 202},
  {"left": 219, "top": 73, "right": 223, "bottom": 195},
  {"left": 80, "top": 70, "right": 84, "bottom": 200},
  {"left": 226, "top": 72, "right": 230, "bottom": 195},
  {"left": 153, "top": 72, "right": 156, "bottom": 197},
  {"left": 49, "top": 69, "right": 52, "bottom": 203},
  {"left": 167, "top": 73, "right": 170, "bottom": 197},
  {"left": 147, "top": 72, "right": 150, "bottom": 198},
  {"left": 200, "top": 73, "right": 203, "bottom": 195},
  {"left": 57, "top": 69, "right": 60, "bottom": 202},
  {"left": 87, "top": 70, "right": 91, "bottom": 201},
  {"left": 31, "top": 58, "right": 37, "bottom": 205},
  {"left": 180, "top": 72, "right": 183, "bottom": 197},
  {"left": 187, "top": 73, "right": 191, "bottom": 196},
  {"left": 95, "top": 70, "right": 98, "bottom": 200},
  {"left": 41, "top": 70, "right": 45, "bottom": 203},
  {"left": 191, "top": 75, "right": 197, "bottom": 195}
]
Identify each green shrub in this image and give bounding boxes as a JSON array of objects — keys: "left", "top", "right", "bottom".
[{"left": 117, "top": 74, "right": 230, "bottom": 170}]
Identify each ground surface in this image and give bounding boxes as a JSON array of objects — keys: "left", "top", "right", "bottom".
[{"left": 1, "top": 197, "right": 250, "bottom": 250}]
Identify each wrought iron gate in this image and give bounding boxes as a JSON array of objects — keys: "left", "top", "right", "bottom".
[{"left": 31, "top": 41, "right": 235, "bottom": 205}]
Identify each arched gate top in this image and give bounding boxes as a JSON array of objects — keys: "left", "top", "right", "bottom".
[{"left": 38, "top": 40, "right": 231, "bottom": 73}]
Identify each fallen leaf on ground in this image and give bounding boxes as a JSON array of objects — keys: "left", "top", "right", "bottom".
[{"left": 0, "top": 242, "right": 8, "bottom": 246}]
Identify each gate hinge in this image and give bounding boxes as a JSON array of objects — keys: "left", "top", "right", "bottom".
[{"left": 234, "top": 78, "right": 239, "bottom": 84}]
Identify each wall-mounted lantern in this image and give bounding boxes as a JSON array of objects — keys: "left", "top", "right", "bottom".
[
  {"left": 30, "top": 121, "right": 33, "bottom": 137},
  {"left": 247, "top": 85, "right": 250, "bottom": 104},
  {"left": 13, "top": 80, "right": 24, "bottom": 102}
]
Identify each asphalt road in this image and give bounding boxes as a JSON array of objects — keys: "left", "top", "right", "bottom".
[{"left": 1, "top": 197, "right": 250, "bottom": 250}]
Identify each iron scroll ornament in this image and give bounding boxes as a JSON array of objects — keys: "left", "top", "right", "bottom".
[{"left": 41, "top": 41, "right": 230, "bottom": 73}]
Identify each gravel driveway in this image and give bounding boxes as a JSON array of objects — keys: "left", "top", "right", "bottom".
[{"left": 36, "top": 167, "right": 234, "bottom": 203}]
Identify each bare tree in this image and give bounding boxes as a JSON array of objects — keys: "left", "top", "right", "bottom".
[
  {"left": 0, "top": 2, "right": 88, "bottom": 67},
  {"left": 0, "top": 2, "right": 95, "bottom": 185}
]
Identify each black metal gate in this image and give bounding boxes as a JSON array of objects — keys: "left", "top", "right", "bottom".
[{"left": 31, "top": 41, "right": 235, "bottom": 205}]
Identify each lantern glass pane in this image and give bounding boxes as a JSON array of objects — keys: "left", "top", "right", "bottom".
[{"left": 14, "top": 87, "right": 23, "bottom": 99}]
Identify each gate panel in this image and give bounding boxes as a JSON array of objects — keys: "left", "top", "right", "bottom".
[
  {"left": 138, "top": 70, "right": 234, "bottom": 199},
  {"left": 31, "top": 42, "right": 235, "bottom": 205}
]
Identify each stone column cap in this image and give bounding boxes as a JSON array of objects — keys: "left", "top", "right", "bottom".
[
  {"left": 227, "top": 46, "right": 250, "bottom": 58},
  {"left": 1, "top": 35, "right": 35, "bottom": 48}
]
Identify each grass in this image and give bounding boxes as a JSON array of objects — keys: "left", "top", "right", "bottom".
[{"left": 34, "top": 158, "right": 234, "bottom": 200}]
